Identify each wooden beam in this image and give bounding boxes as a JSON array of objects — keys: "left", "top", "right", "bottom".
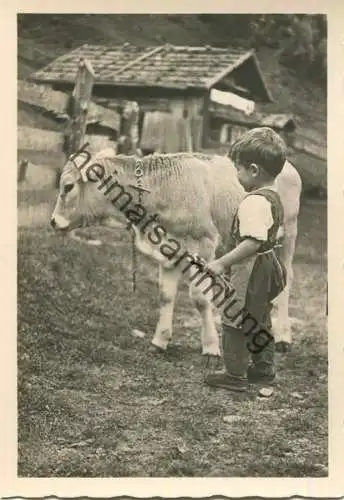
[
  {"left": 201, "top": 91, "right": 211, "bottom": 149},
  {"left": 69, "top": 57, "right": 95, "bottom": 154},
  {"left": 215, "top": 77, "right": 251, "bottom": 97},
  {"left": 18, "top": 159, "right": 29, "bottom": 183},
  {"left": 293, "top": 137, "right": 327, "bottom": 161},
  {"left": 112, "top": 46, "right": 164, "bottom": 77},
  {"left": 18, "top": 126, "right": 64, "bottom": 152},
  {"left": 57, "top": 57, "right": 95, "bottom": 187},
  {"left": 250, "top": 53, "right": 274, "bottom": 102},
  {"left": 117, "top": 101, "right": 141, "bottom": 155},
  {"left": 206, "top": 50, "right": 254, "bottom": 90}
]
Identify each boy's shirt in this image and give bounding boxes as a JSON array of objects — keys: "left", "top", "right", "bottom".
[
  {"left": 235, "top": 185, "right": 284, "bottom": 249},
  {"left": 237, "top": 193, "right": 274, "bottom": 243}
]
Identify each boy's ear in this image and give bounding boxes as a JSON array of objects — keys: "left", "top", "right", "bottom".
[{"left": 249, "top": 163, "right": 259, "bottom": 176}]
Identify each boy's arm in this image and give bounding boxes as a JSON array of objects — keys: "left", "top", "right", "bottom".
[
  {"left": 207, "top": 238, "right": 261, "bottom": 275},
  {"left": 206, "top": 194, "right": 273, "bottom": 276}
]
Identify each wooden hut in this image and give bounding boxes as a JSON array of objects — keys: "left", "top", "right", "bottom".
[{"left": 29, "top": 43, "right": 273, "bottom": 153}]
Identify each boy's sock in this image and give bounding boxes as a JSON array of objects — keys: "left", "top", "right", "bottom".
[{"left": 205, "top": 325, "right": 249, "bottom": 392}]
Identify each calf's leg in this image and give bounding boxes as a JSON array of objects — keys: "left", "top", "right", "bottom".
[
  {"left": 151, "top": 264, "right": 181, "bottom": 351},
  {"left": 189, "top": 279, "right": 221, "bottom": 357},
  {"left": 187, "top": 238, "right": 221, "bottom": 357},
  {"left": 273, "top": 219, "right": 297, "bottom": 348}
]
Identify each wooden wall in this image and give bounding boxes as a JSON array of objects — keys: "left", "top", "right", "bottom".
[
  {"left": 92, "top": 94, "right": 205, "bottom": 153},
  {"left": 52, "top": 83, "right": 210, "bottom": 151},
  {"left": 92, "top": 94, "right": 204, "bottom": 117}
]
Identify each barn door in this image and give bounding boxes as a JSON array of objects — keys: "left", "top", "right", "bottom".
[{"left": 140, "top": 111, "right": 194, "bottom": 154}]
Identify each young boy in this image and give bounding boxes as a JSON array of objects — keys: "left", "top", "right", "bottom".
[{"left": 204, "top": 127, "right": 287, "bottom": 393}]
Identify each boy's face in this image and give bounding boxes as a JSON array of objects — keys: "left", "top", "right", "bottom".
[{"left": 234, "top": 162, "right": 258, "bottom": 191}]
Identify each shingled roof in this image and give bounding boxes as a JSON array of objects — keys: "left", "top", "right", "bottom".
[{"left": 30, "top": 43, "right": 272, "bottom": 101}]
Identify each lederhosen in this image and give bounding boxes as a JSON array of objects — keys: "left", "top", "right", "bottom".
[{"left": 221, "top": 188, "right": 287, "bottom": 333}]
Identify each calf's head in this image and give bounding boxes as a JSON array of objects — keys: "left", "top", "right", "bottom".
[{"left": 50, "top": 147, "right": 118, "bottom": 233}]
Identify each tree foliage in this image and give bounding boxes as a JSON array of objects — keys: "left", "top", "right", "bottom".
[{"left": 200, "top": 14, "right": 327, "bottom": 87}]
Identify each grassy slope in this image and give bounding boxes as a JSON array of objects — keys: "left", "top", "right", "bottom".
[
  {"left": 18, "top": 194, "right": 327, "bottom": 477},
  {"left": 17, "top": 159, "right": 327, "bottom": 477},
  {"left": 18, "top": 14, "right": 326, "bottom": 194}
]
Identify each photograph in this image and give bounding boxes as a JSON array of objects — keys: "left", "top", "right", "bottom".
[{"left": 16, "top": 13, "right": 327, "bottom": 478}]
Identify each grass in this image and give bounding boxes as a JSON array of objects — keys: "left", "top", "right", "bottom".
[{"left": 17, "top": 171, "right": 327, "bottom": 477}]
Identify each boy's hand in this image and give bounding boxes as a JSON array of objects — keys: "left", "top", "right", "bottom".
[{"left": 205, "top": 260, "right": 225, "bottom": 276}]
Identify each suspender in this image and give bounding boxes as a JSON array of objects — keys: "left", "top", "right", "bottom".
[{"left": 231, "top": 188, "right": 284, "bottom": 252}]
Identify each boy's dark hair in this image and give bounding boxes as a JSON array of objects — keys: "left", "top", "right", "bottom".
[{"left": 229, "top": 127, "right": 287, "bottom": 178}]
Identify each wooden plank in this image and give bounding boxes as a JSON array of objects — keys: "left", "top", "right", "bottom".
[
  {"left": 117, "top": 101, "right": 141, "bottom": 155},
  {"left": 206, "top": 50, "right": 254, "bottom": 89},
  {"left": 18, "top": 80, "right": 69, "bottom": 114},
  {"left": 161, "top": 114, "right": 179, "bottom": 153},
  {"left": 216, "top": 75, "right": 251, "bottom": 97},
  {"left": 18, "top": 126, "right": 116, "bottom": 155},
  {"left": 185, "top": 118, "right": 193, "bottom": 152},
  {"left": 140, "top": 111, "right": 167, "bottom": 151},
  {"left": 261, "top": 113, "right": 296, "bottom": 130},
  {"left": 209, "top": 100, "right": 258, "bottom": 127},
  {"left": 99, "top": 106, "right": 121, "bottom": 130},
  {"left": 112, "top": 46, "right": 164, "bottom": 77},
  {"left": 293, "top": 137, "right": 327, "bottom": 161},
  {"left": 190, "top": 116, "right": 203, "bottom": 151},
  {"left": 201, "top": 92, "right": 211, "bottom": 148},
  {"left": 18, "top": 79, "right": 121, "bottom": 132},
  {"left": 93, "top": 96, "right": 171, "bottom": 114},
  {"left": 230, "top": 125, "right": 248, "bottom": 145},
  {"left": 18, "top": 159, "right": 29, "bottom": 183},
  {"left": 86, "top": 134, "right": 115, "bottom": 152},
  {"left": 18, "top": 126, "right": 64, "bottom": 152}
]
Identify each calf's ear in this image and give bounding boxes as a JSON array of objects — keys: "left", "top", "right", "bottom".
[
  {"left": 80, "top": 168, "right": 89, "bottom": 183},
  {"left": 76, "top": 166, "right": 89, "bottom": 183}
]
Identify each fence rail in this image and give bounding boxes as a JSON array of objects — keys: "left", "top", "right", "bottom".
[
  {"left": 18, "top": 126, "right": 114, "bottom": 154},
  {"left": 18, "top": 80, "right": 121, "bottom": 131}
]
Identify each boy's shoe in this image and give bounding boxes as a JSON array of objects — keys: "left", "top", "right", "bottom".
[
  {"left": 275, "top": 341, "right": 291, "bottom": 354},
  {"left": 247, "top": 364, "right": 276, "bottom": 385},
  {"left": 204, "top": 371, "right": 248, "bottom": 392},
  {"left": 248, "top": 331, "right": 276, "bottom": 384},
  {"left": 205, "top": 325, "right": 249, "bottom": 392}
]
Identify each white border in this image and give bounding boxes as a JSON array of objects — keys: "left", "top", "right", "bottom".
[{"left": 2, "top": 1, "right": 343, "bottom": 497}]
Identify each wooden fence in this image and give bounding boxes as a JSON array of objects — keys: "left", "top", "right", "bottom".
[
  {"left": 18, "top": 126, "right": 115, "bottom": 154},
  {"left": 18, "top": 80, "right": 121, "bottom": 131},
  {"left": 293, "top": 136, "right": 326, "bottom": 161},
  {"left": 18, "top": 61, "right": 122, "bottom": 185}
]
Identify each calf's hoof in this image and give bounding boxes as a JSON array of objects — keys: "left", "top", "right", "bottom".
[{"left": 148, "top": 342, "right": 168, "bottom": 355}]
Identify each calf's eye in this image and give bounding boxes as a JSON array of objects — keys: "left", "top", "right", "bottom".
[{"left": 64, "top": 183, "right": 74, "bottom": 194}]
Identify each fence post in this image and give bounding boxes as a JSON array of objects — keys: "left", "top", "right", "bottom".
[
  {"left": 57, "top": 57, "right": 95, "bottom": 187},
  {"left": 117, "top": 101, "right": 141, "bottom": 156},
  {"left": 18, "top": 159, "right": 28, "bottom": 183}
]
